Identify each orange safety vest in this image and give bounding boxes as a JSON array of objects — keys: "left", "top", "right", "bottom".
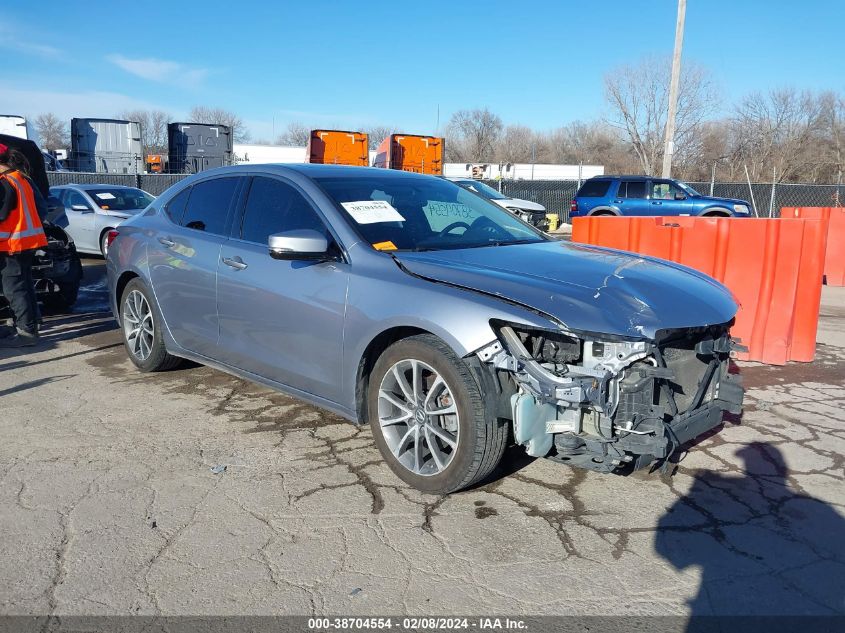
[{"left": 0, "top": 170, "right": 48, "bottom": 254}]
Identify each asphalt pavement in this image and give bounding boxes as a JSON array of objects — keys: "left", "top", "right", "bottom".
[{"left": 0, "top": 257, "right": 843, "bottom": 617}]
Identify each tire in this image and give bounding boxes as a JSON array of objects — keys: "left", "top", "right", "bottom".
[
  {"left": 367, "top": 334, "right": 508, "bottom": 494},
  {"left": 119, "top": 278, "right": 182, "bottom": 372},
  {"left": 100, "top": 231, "right": 112, "bottom": 258},
  {"left": 590, "top": 211, "right": 615, "bottom": 217},
  {"left": 41, "top": 280, "right": 80, "bottom": 313}
]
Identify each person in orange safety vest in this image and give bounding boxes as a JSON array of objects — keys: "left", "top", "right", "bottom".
[{"left": 0, "top": 146, "right": 48, "bottom": 347}]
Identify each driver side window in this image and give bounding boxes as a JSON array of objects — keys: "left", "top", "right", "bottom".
[
  {"left": 240, "top": 176, "right": 329, "bottom": 245},
  {"left": 651, "top": 181, "right": 683, "bottom": 200},
  {"left": 66, "top": 191, "right": 90, "bottom": 209}
]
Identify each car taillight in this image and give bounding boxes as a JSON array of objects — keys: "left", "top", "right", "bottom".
[
  {"left": 570, "top": 200, "right": 577, "bottom": 213},
  {"left": 107, "top": 230, "right": 119, "bottom": 247}
]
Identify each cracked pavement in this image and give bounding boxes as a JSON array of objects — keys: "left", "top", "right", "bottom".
[{"left": 0, "top": 259, "right": 843, "bottom": 617}]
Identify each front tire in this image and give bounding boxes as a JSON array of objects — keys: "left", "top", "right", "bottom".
[
  {"left": 367, "top": 334, "right": 508, "bottom": 494},
  {"left": 120, "top": 278, "right": 182, "bottom": 372}
]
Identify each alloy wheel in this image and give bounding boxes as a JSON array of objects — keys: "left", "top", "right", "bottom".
[
  {"left": 123, "top": 290, "right": 154, "bottom": 362},
  {"left": 377, "top": 358, "right": 460, "bottom": 476}
]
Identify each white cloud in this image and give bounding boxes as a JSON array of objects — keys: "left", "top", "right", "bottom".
[
  {"left": 107, "top": 54, "right": 209, "bottom": 87},
  {"left": 0, "top": 87, "right": 181, "bottom": 122},
  {"left": 0, "top": 21, "right": 61, "bottom": 58}
]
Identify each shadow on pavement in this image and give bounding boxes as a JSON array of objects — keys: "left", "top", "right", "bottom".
[{"left": 655, "top": 442, "right": 845, "bottom": 622}]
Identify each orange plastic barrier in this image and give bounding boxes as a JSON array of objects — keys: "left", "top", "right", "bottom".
[
  {"left": 781, "top": 207, "right": 845, "bottom": 286},
  {"left": 571, "top": 216, "right": 829, "bottom": 365}
]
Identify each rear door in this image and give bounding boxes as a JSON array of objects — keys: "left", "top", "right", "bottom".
[
  {"left": 613, "top": 180, "right": 650, "bottom": 215},
  {"left": 148, "top": 176, "right": 242, "bottom": 356},
  {"left": 216, "top": 175, "right": 349, "bottom": 402}
]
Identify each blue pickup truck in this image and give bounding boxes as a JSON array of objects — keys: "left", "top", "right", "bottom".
[{"left": 570, "top": 176, "right": 752, "bottom": 218}]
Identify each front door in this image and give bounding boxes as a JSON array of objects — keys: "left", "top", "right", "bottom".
[
  {"left": 649, "top": 179, "right": 688, "bottom": 215},
  {"left": 217, "top": 175, "right": 348, "bottom": 402},
  {"left": 63, "top": 189, "right": 97, "bottom": 252},
  {"left": 148, "top": 176, "right": 241, "bottom": 356}
]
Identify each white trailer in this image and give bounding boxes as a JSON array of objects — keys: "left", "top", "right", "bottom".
[
  {"left": 443, "top": 162, "right": 604, "bottom": 181},
  {"left": 233, "top": 144, "right": 306, "bottom": 164},
  {"left": 0, "top": 115, "right": 34, "bottom": 141}
]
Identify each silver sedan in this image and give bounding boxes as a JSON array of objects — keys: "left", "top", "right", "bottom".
[
  {"left": 49, "top": 184, "right": 155, "bottom": 256},
  {"left": 107, "top": 165, "right": 743, "bottom": 494}
]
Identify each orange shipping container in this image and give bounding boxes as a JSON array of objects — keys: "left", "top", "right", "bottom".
[
  {"left": 307, "top": 130, "right": 369, "bottom": 166},
  {"left": 373, "top": 134, "right": 443, "bottom": 175}
]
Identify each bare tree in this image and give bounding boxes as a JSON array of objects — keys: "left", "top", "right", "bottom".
[
  {"left": 189, "top": 106, "right": 249, "bottom": 143},
  {"left": 604, "top": 56, "right": 717, "bottom": 175},
  {"left": 117, "top": 109, "right": 171, "bottom": 155},
  {"left": 730, "top": 88, "right": 824, "bottom": 182},
  {"left": 361, "top": 125, "right": 395, "bottom": 150},
  {"left": 496, "top": 125, "right": 535, "bottom": 163},
  {"left": 445, "top": 108, "right": 503, "bottom": 161},
  {"left": 275, "top": 121, "right": 310, "bottom": 146},
  {"left": 546, "top": 121, "right": 637, "bottom": 173},
  {"left": 33, "top": 113, "right": 69, "bottom": 150}
]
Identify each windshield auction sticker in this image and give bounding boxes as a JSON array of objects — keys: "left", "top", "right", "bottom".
[{"left": 341, "top": 200, "right": 405, "bottom": 224}]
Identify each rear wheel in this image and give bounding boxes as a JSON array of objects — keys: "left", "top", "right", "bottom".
[
  {"left": 590, "top": 211, "right": 615, "bottom": 217},
  {"left": 120, "top": 278, "right": 182, "bottom": 372},
  {"left": 367, "top": 334, "right": 508, "bottom": 494}
]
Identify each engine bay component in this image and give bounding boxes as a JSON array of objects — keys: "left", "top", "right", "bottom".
[{"left": 479, "top": 322, "right": 744, "bottom": 473}]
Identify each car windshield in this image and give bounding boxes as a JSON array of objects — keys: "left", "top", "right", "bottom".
[
  {"left": 457, "top": 180, "right": 508, "bottom": 200},
  {"left": 86, "top": 188, "right": 154, "bottom": 211},
  {"left": 316, "top": 175, "right": 546, "bottom": 252},
  {"left": 676, "top": 181, "right": 701, "bottom": 196}
]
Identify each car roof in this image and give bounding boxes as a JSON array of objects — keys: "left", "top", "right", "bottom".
[
  {"left": 52, "top": 184, "right": 140, "bottom": 190},
  {"left": 181, "top": 163, "right": 442, "bottom": 181}
]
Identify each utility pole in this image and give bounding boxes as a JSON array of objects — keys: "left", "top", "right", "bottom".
[{"left": 661, "top": 0, "right": 686, "bottom": 178}]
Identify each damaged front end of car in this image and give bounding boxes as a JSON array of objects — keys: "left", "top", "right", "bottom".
[{"left": 477, "top": 321, "right": 744, "bottom": 473}]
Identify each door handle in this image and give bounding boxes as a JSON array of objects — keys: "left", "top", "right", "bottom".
[
  {"left": 652, "top": 201, "right": 662, "bottom": 205},
  {"left": 612, "top": 200, "right": 623, "bottom": 203},
  {"left": 158, "top": 237, "right": 176, "bottom": 248},
  {"left": 222, "top": 256, "right": 248, "bottom": 271}
]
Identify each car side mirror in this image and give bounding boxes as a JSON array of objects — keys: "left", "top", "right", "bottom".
[
  {"left": 71, "top": 204, "right": 93, "bottom": 213},
  {"left": 674, "top": 192, "right": 686, "bottom": 200},
  {"left": 268, "top": 230, "right": 331, "bottom": 261}
]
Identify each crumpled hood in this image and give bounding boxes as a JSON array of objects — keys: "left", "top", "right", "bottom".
[{"left": 394, "top": 241, "right": 738, "bottom": 339}]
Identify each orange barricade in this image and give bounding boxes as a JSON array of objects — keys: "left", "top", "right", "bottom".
[
  {"left": 571, "top": 216, "right": 829, "bottom": 365},
  {"left": 781, "top": 207, "right": 845, "bottom": 286}
]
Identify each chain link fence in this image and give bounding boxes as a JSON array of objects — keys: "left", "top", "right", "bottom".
[{"left": 46, "top": 172, "right": 844, "bottom": 223}]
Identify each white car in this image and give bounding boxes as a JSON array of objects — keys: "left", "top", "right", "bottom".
[
  {"left": 449, "top": 178, "right": 548, "bottom": 230},
  {"left": 49, "top": 184, "right": 155, "bottom": 256}
]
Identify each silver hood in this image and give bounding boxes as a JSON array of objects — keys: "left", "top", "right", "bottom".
[{"left": 394, "top": 241, "right": 738, "bottom": 339}]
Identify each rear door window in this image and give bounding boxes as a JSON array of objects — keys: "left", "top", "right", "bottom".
[
  {"left": 620, "top": 180, "right": 646, "bottom": 198},
  {"left": 165, "top": 187, "right": 191, "bottom": 224},
  {"left": 576, "top": 180, "right": 611, "bottom": 198},
  {"left": 239, "top": 176, "right": 329, "bottom": 244},
  {"left": 181, "top": 177, "right": 239, "bottom": 235}
]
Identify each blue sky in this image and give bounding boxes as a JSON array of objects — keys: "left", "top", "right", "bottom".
[{"left": 2, "top": 0, "right": 843, "bottom": 141}]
